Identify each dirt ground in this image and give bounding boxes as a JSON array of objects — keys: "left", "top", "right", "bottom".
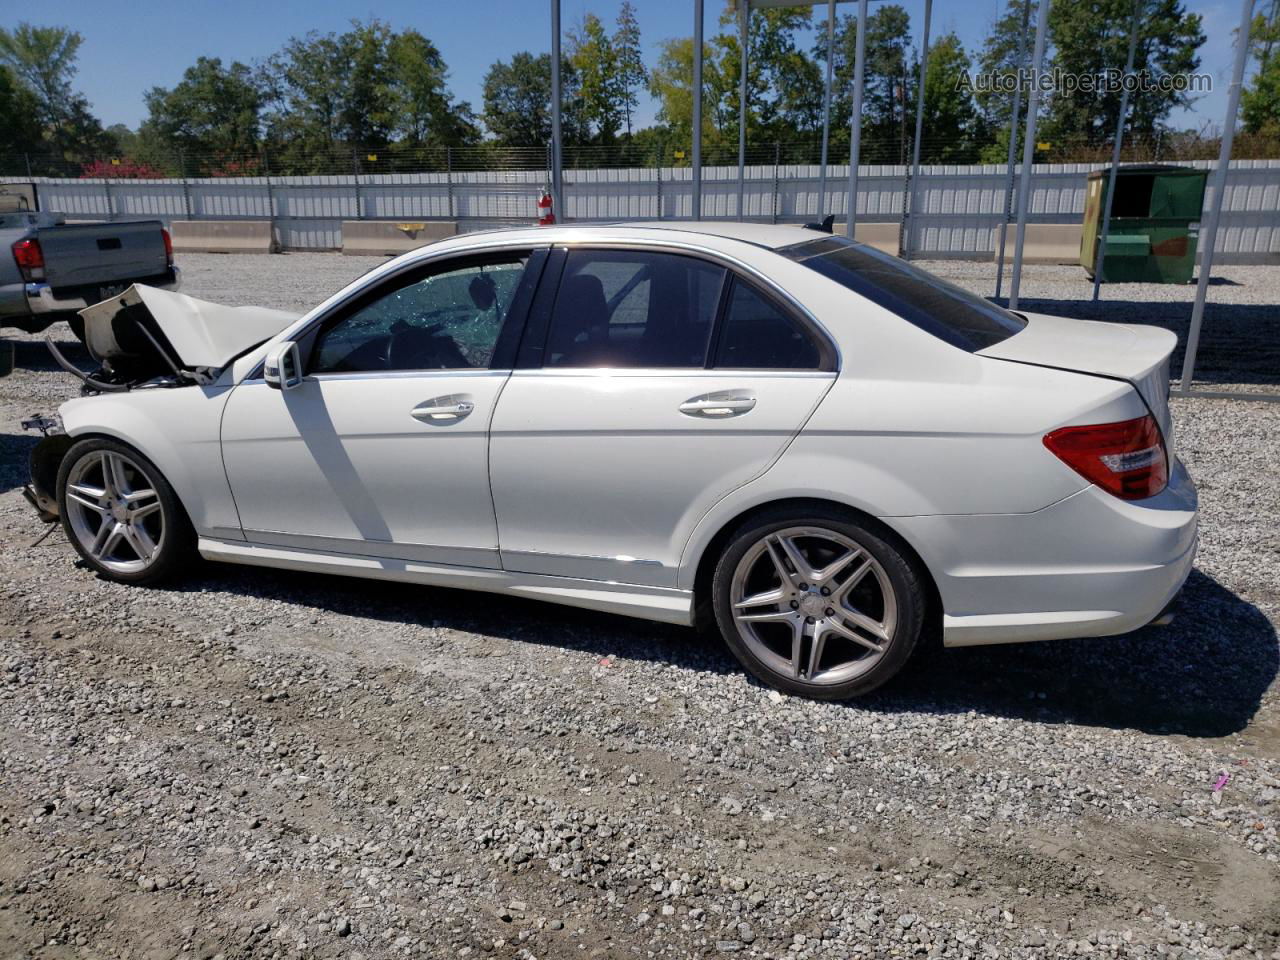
[{"left": 1, "top": 254, "right": 1278, "bottom": 960}]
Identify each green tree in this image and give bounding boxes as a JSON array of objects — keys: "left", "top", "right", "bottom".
[
  {"left": 482, "top": 52, "right": 586, "bottom": 146},
  {"left": 614, "top": 2, "right": 647, "bottom": 137},
  {"left": 919, "top": 32, "right": 984, "bottom": 161},
  {"left": 976, "top": 0, "right": 1034, "bottom": 133},
  {"left": 1243, "top": 2, "right": 1280, "bottom": 136},
  {"left": 1042, "top": 0, "right": 1206, "bottom": 144},
  {"left": 387, "top": 29, "right": 479, "bottom": 146},
  {"left": 142, "top": 57, "right": 264, "bottom": 161},
  {"left": 0, "top": 23, "right": 108, "bottom": 161},
  {"left": 648, "top": 36, "right": 717, "bottom": 148},
  {"left": 569, "top": 13, "right": 622, "bottom": 143},
  {"left": 0, "top": 64, "right": 44, "bottom": 163},
  {"left": 818, "top": 4, "right": 914, "bottom": 160},
  {"left": 712, "top": 3, "right": 819, "bottom": 143}
]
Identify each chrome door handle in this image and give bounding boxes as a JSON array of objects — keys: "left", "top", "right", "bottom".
[
  {"left": 411, "top": 396, "right": 475, "bottom": 423},
  {"left": 678, "top": 392, "right": 757, "bottom": 418}
]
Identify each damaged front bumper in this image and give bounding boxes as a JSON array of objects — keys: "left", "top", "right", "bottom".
[{"left": 21, "top": 414, "right": 70, "bottom": 523}]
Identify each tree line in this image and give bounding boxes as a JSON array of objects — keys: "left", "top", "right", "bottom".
[{"left": 1, "top": 0, "right": 1277, "bottom": 179}]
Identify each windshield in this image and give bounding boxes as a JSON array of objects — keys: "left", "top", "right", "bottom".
[{"left": 779, "top": 236, "right": 1026, "bottom": 351}]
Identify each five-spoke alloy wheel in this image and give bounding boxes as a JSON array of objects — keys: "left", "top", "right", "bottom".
[
  {"left": 57, "top": 438, "right": 194, "bottom": 584},
  {"left": 712, "top": 509, "right": 925, "bottom": 699}
]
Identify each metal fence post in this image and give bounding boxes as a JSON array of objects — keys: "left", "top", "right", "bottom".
[
  {"left": 352, "top": 149, "right": 364, "bottom": 220},
  {"left": 655, "top": 155, "right": 663, "bottom": 220},
  {"left": 24, "top": 153, "right": 32, "bottom": 178},
  {"left": 446, "top": 146, "right": 455, "bottom": 220},
  {"left": 103, "top": 178, "right": 113, "bottom": 222},
  {"left": 179, "top": 150, "right": 192, "bottom": 220},
  {"left": 772, "top": 142, "right": 781, "bottom": 224}
]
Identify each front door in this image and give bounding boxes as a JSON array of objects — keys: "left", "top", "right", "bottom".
[
  {"left": 489, "top": 247, "right": 836, "bottom": 588},
  {"left": 221, "top": 250, "right": 540, "bottom": 568}
]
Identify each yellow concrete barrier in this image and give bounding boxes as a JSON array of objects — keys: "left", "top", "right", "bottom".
[
  {"left": 169, "top": 220, "right": 275, "bottom": 254},
  {"left": 341, "top": 220, "right": 458, "bottom": 256},
  {"left": 992, "top": 223, "right": 1084, "bottom": 265},
  {"left": 829, "top": 222, "right": 901, "bottom": 256}
]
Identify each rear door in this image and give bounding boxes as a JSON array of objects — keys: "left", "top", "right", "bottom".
[{"left": 488, "top": 246, "right": 836, "bottom": 588}]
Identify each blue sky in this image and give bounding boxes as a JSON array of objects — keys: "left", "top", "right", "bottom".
[{"left": 25, "top": 0, "right": 1239, "bottom": 135}]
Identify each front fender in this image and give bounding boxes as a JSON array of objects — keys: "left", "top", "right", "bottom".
[{"left": 57, "top": 385, "right": 243, "bottom": 540}]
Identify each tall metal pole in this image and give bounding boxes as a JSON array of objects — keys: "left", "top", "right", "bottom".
[
  {"left": 904, "top": 0, "right": 932, "bottom": 260},
  {"left": 1180, "top": 0, "right": 1255, "bottom": 391},
  {"left": 846, "top": 0, "right": 868, "bottom": 239},
  {"left": 550, "top": 0, "right": 564, "bottom": 220},
  {"left": 817, "top": 0, "right": 835, "bottom": 218},
  {"left": 1091, "top": 0, "right": 1143, "bottom": 301},
  {"left": 993, "top": 0, "right": 1031, "bottom": 300},
  {"left": 737, "top": 0, "right": 749, "bottom": 220},
  {"left": 1008, "top": 0, "right": 1051, "bottom": 311},
  {"left": 693, "top": 0, "right": 704, "bottom": 219}
]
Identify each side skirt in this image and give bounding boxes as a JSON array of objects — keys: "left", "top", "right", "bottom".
[{"left": 197, "top": 537, "right": 695, "bottom": 627}]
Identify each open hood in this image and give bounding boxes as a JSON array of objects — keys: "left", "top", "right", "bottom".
[{"left": 78, "top": 285, "right": 300, "bottom": 382}]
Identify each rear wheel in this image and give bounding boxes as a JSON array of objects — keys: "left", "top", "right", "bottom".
[
  {"left": 711, "top": 507, "right": 925, "bottom": 699},
  {"left": 56, "top": 438, "right": 195, "bottom": 584}
]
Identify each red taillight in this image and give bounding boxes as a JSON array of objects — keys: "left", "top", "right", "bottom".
[
  {"left": 1044, "top": 415, "right": 1168, "bottom": 501},
  {"left": 161, "top": 227, "right": 173, "bottom": 265},
  {"left": 12, "top": 237, "right": 44, "bottom": 282}
]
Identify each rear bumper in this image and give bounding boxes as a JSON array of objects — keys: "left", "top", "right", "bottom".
[
  {"left": 892, "top": 458, "right": 1198, "bottom": 647},
  {"left": 25, "top": 267, "right": 182, "bottom": 314}
]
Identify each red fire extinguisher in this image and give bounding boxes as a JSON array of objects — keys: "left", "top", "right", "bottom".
[{"left": 537, "top": 191, "right": 555, "bottom": 226}]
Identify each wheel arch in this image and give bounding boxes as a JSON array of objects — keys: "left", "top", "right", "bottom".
[{"left": 688, "top": 496, "right": 943, "bottom": 638}]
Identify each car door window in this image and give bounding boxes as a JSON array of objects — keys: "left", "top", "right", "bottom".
[
  {"left": 713, "top": 278, "right": 821, "bottom": 370},
  {"left": 545, "top": 250, "right": 726, "bottom": 368},
  {"left": 312, "top": 256, "right": 529, "bottom": 373}
]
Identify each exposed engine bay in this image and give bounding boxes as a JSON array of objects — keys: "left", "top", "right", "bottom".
[{"left": 50, "top": 284, "right": 300, "bottom": 392}]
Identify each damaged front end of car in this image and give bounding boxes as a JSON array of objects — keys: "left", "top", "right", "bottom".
[
  {"left": 21, "top": 413, "right": 71, "bottom": 523},
  {"left": 24, "top": 283, "right": 300, "bottom": 523}
]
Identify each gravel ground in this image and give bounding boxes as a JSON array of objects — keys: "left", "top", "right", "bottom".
[{"left": 1, "top": 252, "right": 1278, "bottom": 960}]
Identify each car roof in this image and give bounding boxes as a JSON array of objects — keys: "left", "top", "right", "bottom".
[{"left": 425, "top": 221, "right": 826, "bottom": 254}]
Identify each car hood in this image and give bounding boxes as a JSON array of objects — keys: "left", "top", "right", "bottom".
[{"left": 79, "top": 284, "right": 300, "bottom": 375}]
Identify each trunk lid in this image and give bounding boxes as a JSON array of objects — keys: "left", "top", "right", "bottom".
[
  {"left": 38, "top": 221, "right": 169, "bottom": 290},
  {"left": 979, "top": 311, "right": 1176, "bottom": 447}
]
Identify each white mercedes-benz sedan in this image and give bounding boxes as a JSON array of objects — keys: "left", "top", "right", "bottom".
[{"left": 23, "top": 222, "right": 1197, "bottom": 699}]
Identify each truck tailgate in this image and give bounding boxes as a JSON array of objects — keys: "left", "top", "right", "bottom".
[{"left": 39, "top": 221, "right": 168, "bottom": 293}]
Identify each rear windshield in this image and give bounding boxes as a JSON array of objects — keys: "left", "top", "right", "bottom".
[{"left": 779, "top": 236, "right": 1026, "bottom": 351}]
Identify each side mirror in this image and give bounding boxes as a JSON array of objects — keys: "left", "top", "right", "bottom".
[{"left": 263, "top": 341, "right": 303, "bottom": 391}]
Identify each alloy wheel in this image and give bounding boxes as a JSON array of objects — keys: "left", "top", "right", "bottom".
[
  {"left": 64, "top": 450, "right": 166, "bottom": 575},
  {"left": 729, "top": 525, "right": 898, "bottom": 686}
]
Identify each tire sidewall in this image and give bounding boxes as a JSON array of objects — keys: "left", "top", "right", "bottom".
[
  {"left": 56, "top": 436, "right": 193, "bottom": 585},
  {"left": 712, "top": 509, "right": 924, "bottom": 700}
]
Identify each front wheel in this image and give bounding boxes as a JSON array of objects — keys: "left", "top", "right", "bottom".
[
  {"left": 711, "top": 508, "right": 926, "bottom": 700},
  {"left": 56, "top": 438, "right": 195, "bottom": 584}
]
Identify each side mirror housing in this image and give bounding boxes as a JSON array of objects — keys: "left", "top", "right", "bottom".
[{"left": 263, "top": 341, "right": 303, "bottom": 391}]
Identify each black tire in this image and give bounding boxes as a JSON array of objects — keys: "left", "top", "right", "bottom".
[
  {"left": 67, "top": 314, "right": 86, "bottom": 344},
  {"left": 56, "top": 437, "right": 196, "bottom": 585},
  {"left": 711, "top": 505, "right": 926, "bottom": 700}
]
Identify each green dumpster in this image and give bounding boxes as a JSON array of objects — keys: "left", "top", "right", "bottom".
[{"left": 1080, "top": 164, "right": 1208, "bottom": 283}]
